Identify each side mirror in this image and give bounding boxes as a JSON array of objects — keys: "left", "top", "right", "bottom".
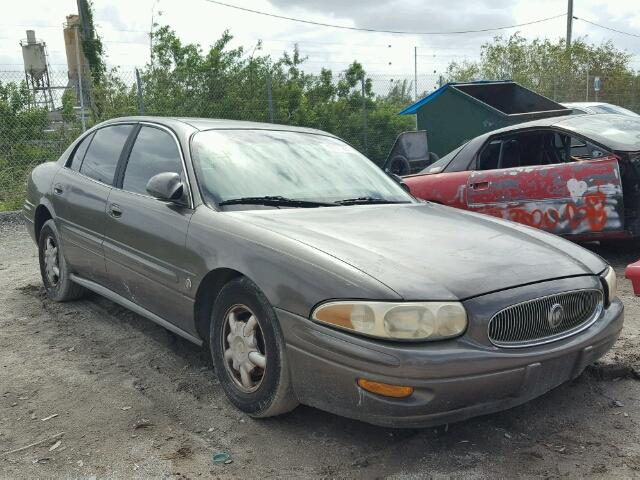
[
  {"left": 146, "top": 172, "right": 185, "bottom": 203},
  {"left": 388, "top": 172, "right": 411, "bottom": 193}
]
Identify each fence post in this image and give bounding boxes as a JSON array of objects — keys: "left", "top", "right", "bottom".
[
  {"left": 74, "top": 26, "right": 86, "bottom": 132},
  {"left": 266, "top": 69, "right": 274, "bottom": 123},
  {"left": 135, "top": 68, "right": 145, "bottom": 115},
  {"left": 586, "top": 69, "right": 589, "bottom": 101},
  {"left": 361, "top": 76, "right": 368, "bottom": 156},
  {"left": 414, "top": 46, "right": 418, "bottom": 101}
]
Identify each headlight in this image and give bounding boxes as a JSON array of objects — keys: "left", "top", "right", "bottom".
[
  {"left": 311, "top": 301, "right": 467, "bottom": 341},
  {"left": 602, "top": 266, "right": 618, "bottom": 305}
]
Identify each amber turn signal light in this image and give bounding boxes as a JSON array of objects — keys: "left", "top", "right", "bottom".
[{"left": 357, "top": 378, "right": 414, "bottom": 398}]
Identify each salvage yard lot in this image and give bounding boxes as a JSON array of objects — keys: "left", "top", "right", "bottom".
[{"left": 1, "top": 212, "right": 639, "bottom": 479}]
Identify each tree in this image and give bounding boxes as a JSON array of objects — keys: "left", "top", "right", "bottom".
[
  {"left": 134, "top": 26, "right": 414, "bottom": 162},
  {"left": 0, "top": 81, "right": 50, "bottom": 209},
  {"left": 445, "top": 33, "right": 639, "bottom": 107},
  {"left": 383, "top": 79, "right": 414, "bottom": 105}
]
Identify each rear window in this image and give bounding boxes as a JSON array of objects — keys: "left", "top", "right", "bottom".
[
  {"left": 67, "top": 132, "right": 94, "bottom": 171},
  {"left": 590, "top": 104, "right": 638, "bottom": 116},
  {"left": 80, "top": 125, "right": 134, "bottom": 185}
]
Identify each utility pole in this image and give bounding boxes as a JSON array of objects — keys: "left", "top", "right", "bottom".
[
  {"left": 414, "top": 46, "right": 418, "bottom": 101},
  {"left": 76, "top": 0, "right": 90, "bottom": 39},
  {"left": 149, "top": 0, "right": 161, "bottom": 70},
  {"left": 566, "top": 0, "right": 573, "bottom": 48},
  {"left": 76, "top": 0, "right": 93, "bottom": 121}
]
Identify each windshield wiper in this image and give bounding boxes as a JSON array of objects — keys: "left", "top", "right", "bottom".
[
  {"left": 218, "top": 196, "right": 335, "bottom": 208},
  {"left": 334, "top": 196, "right": 409, "bottom": 206}
]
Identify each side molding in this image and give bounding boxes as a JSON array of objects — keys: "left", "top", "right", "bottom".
[{"left": 69, "top": 274, "right": 203, "bottom": 346}]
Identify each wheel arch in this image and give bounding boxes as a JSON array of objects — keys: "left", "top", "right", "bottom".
[
  {"left": 34, "top": 204, "right": 53, "bottom": 240},
  {"left": 193, "top": 267, "right": 245, "bottom": 342}
]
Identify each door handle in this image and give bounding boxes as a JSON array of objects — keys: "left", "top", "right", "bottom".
[
  {"left": 108, "top": 203, "right": 123, "bottom": 218},
  {"left": 470, "top": 181, "right": 490, "bottom": 190},
  {"left": 53, "top": 183, "right": 64, "bottom": 195}
]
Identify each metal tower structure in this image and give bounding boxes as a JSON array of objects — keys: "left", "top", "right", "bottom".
[{"left": 20, "top": 30, "right": 55, "bottom": 111}]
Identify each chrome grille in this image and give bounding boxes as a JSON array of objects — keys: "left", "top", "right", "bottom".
[{"left": 488, "top": 289, "right": 603, "bottom": 348}]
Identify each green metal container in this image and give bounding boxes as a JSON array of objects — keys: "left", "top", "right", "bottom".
[{"left": 400, "top": 80, "right": 570, "bottom": 157}]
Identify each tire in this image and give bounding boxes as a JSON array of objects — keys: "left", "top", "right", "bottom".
[
  {"left": 38, "top": 219, "right": 85, "bottom": 302},
  {"left": 209, "top": 277, "right": 298, "bottom": 417},
  {"left": 428, "top": 151, "right": 440, "bottom": 164},
  {"left": 388, "top": 155, "right": 410, "bottom": 175}
]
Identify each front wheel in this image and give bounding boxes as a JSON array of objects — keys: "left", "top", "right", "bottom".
[{"left": 209, "top": 277, "right": 298, "bottom": 417}]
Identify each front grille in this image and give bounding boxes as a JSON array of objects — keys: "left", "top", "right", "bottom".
[{"left": 488, "top": 289, "right": 603, "bottom": 348}]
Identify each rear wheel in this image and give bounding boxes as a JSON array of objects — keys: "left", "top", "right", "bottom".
[
  {"left": 38, "top": 219, "right": 85, "bottom": 302},
  {"left": 210, "top": 277, "right": 298, "bottom": 417}
]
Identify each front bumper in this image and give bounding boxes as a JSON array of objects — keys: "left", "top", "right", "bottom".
[{"left": 278, "top": 277, "right": 624, "bottom": 428}]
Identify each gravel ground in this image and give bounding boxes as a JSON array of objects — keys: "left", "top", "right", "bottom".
[{"left": 1, "top": 213, "right": 639, "bottom": 479}]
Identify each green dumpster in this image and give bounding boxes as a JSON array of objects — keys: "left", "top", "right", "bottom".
[{"left": 399, "top": 80, "right": 570, "bottom": 157}]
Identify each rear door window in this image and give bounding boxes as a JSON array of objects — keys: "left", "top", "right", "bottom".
[
  {"left": 478, "top": 140, "right": 502, "bottom": 170},
  {"left": 121, "top": 126, "right": 183, "bottom": 195},
  {"left": 67, "top": 132, "right": 94, "bottom": 171},
  {"left": 553, "top": 132, "right": 608, "bottom": 161},
  {"left": 477, "top": 130, "right": 610, "bottom": 171},
  {"left": 80, "top": 125, "right": 134, "bottom": 184}
]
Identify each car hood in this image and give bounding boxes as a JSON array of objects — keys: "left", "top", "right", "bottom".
[{"left": 232, "top": 203, "right": 606, "bottom": 300}]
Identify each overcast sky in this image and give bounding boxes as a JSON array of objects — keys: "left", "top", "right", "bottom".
[{"left": 1, "top": 0, "right": 639, "bottom": 84}]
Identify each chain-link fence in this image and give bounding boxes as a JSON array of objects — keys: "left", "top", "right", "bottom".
[{"left": 1, "top": 67, "right": 639, "bottom": 211}]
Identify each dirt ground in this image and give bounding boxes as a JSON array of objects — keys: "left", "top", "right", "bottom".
[{"left": 1, "top": 212, "right": 639, "bottom": 479}]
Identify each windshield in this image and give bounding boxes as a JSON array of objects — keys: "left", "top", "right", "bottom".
[
  {"left": 191, "top": 129, "right": 414, "bottom": 208},
  {"left": 417, "top": 143, "right": 466, "bottom": 174}
]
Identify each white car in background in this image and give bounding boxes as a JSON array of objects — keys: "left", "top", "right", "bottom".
[{"left": 562, "top": 102, "right": 639, "bottom": 117}]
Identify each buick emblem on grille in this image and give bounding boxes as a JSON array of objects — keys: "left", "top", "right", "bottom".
[
  {"left": 548, "top": 303, "right": 564, "bottom": 328},
  {"left": 488, "top": 290, "right": 601, "bottom": 347}
]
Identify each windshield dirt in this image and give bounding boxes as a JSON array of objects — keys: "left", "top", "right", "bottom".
[{"left": 191, "top": 129, "right": 413, "bottom": 208}]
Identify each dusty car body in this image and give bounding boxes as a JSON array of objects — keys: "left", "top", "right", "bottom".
[
  {"left": 405, "top": 114, "right": 640, "bottom": 241},
  {"left": 562, "top": 102, "right": 639, "bottom": 117},
  {"left": 23, "top": 117, "right": 623, "bottom": 428}
]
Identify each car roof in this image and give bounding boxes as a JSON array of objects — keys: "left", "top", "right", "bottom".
[
  {"left": 561, "top": 102, "right": 609, "bottom": 108},
  {"left": 478, "top": 113, "right": 640, "bottom": 152},
  {"left": 99, "top": 116, "right": 334, "bottom": 137}
]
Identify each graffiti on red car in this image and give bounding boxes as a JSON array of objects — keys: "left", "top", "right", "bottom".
[
  {"left": 406, "top": 156, "right": 624, "bottom": 238},
  {"left": 476, "top": 190, "right": 609, "bottom": 232}
]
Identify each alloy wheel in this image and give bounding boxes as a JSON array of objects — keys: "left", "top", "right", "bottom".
[
  {"left": 221, "top": 304, "right": 267, "bottom": 393},
  {"left": 43, "top": 235, "right": 60, "bottom": 286}
]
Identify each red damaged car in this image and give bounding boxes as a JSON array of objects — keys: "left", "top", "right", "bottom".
[{"left": 401, "top": 114, "right": 640, "bottom": 241}]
